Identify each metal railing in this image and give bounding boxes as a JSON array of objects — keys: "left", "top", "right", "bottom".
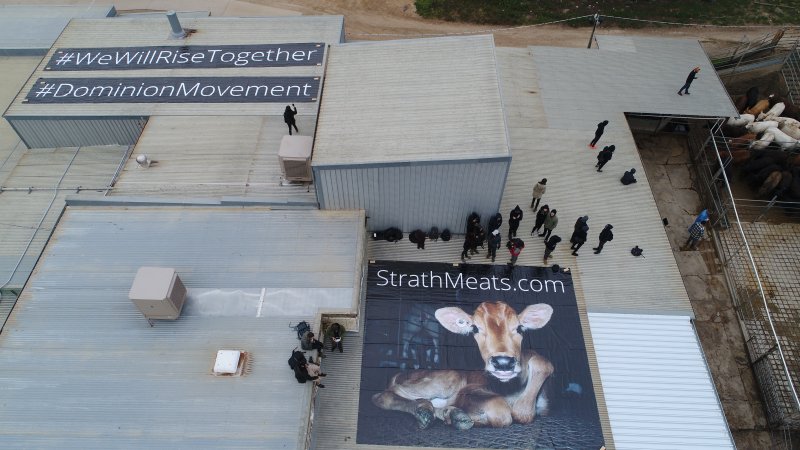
[
  {"left": 689, "top": 120, "right": 800, "bottom": 431},
  {"left": 707, "top": 28, "right": 800, "bottom": 77},
  {"left": 782, "top": 43, "right": 800, "bottom": 104}
]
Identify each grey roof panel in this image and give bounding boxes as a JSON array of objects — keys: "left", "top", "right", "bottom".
[
  {"left": 313, "top": 35, "right": 510, "bottom": 165},
  {"left": 0, "top": 206, "right": 365, "bottom": 448},
  {"left": 0, "top": 5, "right": 116, "bottom": 55},
  {"left": 531, "top": 36, "right": 737, "bottom": 129}
]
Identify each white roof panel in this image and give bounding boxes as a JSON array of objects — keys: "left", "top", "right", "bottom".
[{"left": 589, "top": 313, "right": 734, "bottom": 449}]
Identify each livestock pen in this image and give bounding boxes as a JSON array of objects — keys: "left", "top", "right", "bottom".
[{"left": 689, "top": 118, "right": 800, "bottom": 442}]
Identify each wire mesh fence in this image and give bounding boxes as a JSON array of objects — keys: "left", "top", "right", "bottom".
[{"left": 688, "top": 119, "right": 800, "bottom": 434}]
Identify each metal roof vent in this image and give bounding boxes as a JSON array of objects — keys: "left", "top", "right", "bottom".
[
  {"left": 128, "top": 267, "right": 186, "bottom": 324},
  {"left": 278, "top": 135, "right": 313, "bottom": 183},
  {"left": 166, "top": 11, "right": 186, "bottom": 39},
  {"left": 135, "top": 154, "right": 151, "bottom": 168},
  {"left": 213, "top": 350, "right": 249, "bottom": 377}
]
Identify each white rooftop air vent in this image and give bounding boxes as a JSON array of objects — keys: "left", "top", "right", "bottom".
[
  {"left": 128, "top": 267, "right": 186, "bottom": 321},
  {"left": 278, "top": 135, "right": 313, "bottom": 183},
  {"left": 213, "top": 350, "right": 248, "bottom": 377}
]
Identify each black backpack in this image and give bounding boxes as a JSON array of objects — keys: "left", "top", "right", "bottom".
[
  {"left": 288, "top": 350, "right": 306, "bottom": 370},
  {"left": 441, "top": 229, "right": 451, "bottom": 241},
  {"left": 292, "top": 321, "right": 311, "bottom": 340},
  {"left": 429, "top": 227, "right": 440, "bottom": 241}
]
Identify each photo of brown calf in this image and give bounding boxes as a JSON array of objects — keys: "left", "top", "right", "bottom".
[{"left": 371, "top": 301, "right": 554, "bottom": 430}]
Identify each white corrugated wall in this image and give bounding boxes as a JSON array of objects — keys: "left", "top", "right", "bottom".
[{"left": 315, "top": 159, "right": 509, "bottom": 233}]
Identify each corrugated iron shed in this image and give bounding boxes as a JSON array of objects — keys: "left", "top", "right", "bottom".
[
  {"left": 313, "top": 35, "right": 510, "bottom": 165},
  {"left": 312, "top": 35, "right": 511, "bottom": 232},
  {"left": 0, "top": 206, "right": 365, "bottom": 448},
  {"left": 589, "top": 313, "right": 735, "bottom": 449},
  {"left": 0, "top": 5, "right": 116, "bottom": 56}
]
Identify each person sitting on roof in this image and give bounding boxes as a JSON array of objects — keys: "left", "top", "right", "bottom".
[{"left": 620, "top": 168, "right": 637, "bottom": 185}]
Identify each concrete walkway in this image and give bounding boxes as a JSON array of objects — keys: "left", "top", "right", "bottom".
[{"left": 636, "top": 131, "right": 774, "bottom": 449}]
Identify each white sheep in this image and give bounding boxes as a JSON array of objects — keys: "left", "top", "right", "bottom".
[
  {"left": 750, "top": 132, "right": 775, "bottom": 150},
  {"left": 726, "top": 114, "right": 755, "bottom": 127},
  {"left": 746, "top": 120, "right": 780, "bottom": 134},
  {"left": 780, "top": 122, "right": 800, "bottom": 140},
  {"left": 757, "top": 102, "right": 785, "bottom": 121},
  {"left": 775, "top": 116, "right": 800, "bottom": 128},
  {"left": 765, "top": 127, "right": 799, "bottom": 149}
]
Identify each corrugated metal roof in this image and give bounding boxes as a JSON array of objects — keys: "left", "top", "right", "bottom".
[
  {"left": 110, "top": 115, "right": 317, "bottom": 202},
  {"left": 0, "top": 206, "right": 365, "bottom": 448},
  {"left": 495, "top": 47, "right": 693, "bottom": 315},
  {"left": 530, "top": 36, "right": 737, "bottom": 129},
  {"left": 312, "top": 35, "right": 510, "bottom": 165},
  {"left": 589, "top": 313, "right": 734, "bottom": 449},
  {"left": 0, "top": 141, "right": 127, "bottom": 289},
  {"left": 0, "top": 5, "right": 116, "bottom": 55},
  {"left": 5, "top": 16, "right": 343, "bottom": 118}
]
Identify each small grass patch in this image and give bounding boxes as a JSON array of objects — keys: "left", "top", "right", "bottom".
[{"left": 414, "top": 0, "right": 799, "bottom": 27}]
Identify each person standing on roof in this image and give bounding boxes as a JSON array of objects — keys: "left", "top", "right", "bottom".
[
  {"left": 486, "top": 229, "right": 502, "bottom": 263},
  {"left": 678, "top": 67, "right": 700, "bottom": 96},
  {"left": 543, "top": 235, "right": 561, "bottom": 262},
  {"left": 507, "top": 238, "right": 524, "bottom": 266},
  {"left": 530, "top": 178, "right": 547, "bottom": 211},
  {"left": 589, "top": 120, "right": 608, "bottom": 148},
  {"left": 596, "top": 145, "right": 615, "bottom": 172},
  {"left": 593, "top": 224, "right": 614, "bottom": 254},
  {"left": 531, "top": 205, "right": 549, "bottom": 236},
  {"left": 488, "top": 212, "right": 503, "bottom": 234},
  {"left": 284, "top": 104, "right": 299, "bottom": 135},
  {"left": 508, "top": 205, "right": 523, "bottom": 240},
  {"left": 540, "top": 209, "right": 558, "bottom": 241}
]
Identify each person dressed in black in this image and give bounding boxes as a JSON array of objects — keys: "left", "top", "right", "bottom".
[
  {"left": 284, "top": 104, "right": 299, "bottom": 135},
  {"left": 461, "top": 232, "right": 476, "bottom": 261},
  {"left": 488, "top": 212, "right": 503, "bottom": 233},
  {"left": 589, "top": 120, "right": 608, "bottom": 148},
  {"left": 466, "top": 212, "right": 481, "bottom": 234},
  {"left": 543, "top": 235, "right": 561, "bottom": 261},
  {"left": 531, "top": 205, "right": 549, "bottom": 236},
  {"left": 508, "top": 205, "right": 523, "bottom": 240},
  {"left": 621, "top": 168, "right": 637, "bottom": 185},
  {"left": 678, "top": 67, "right": 700, "bottom": 96},
  {"left": 596, "top": 145, "right": 615, "bottom": 172},
  {"left": 486, "top": 229, "right": 502, "bottom": 262},
  {"left": 570, "top": 216, "right": 589, "bottom": 256},
  {"left": 472, "top": 225, "right": 486, "bottom": 255},
  {"left": 409, "top": 229, "right": 427, "bottom": 249},
  {"left": 593, "top": 224, "right": 614, "bottom": 254}
]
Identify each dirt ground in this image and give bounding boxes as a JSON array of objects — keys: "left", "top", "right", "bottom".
[{"left": 253, "top": 0, "right": 788, "bottom": 51}]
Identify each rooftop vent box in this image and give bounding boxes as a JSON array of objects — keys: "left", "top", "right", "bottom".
[
  {"left": 278, "top": 135, "right": 313, "bottom": 182},
  {"left": 213, "top": 350, "right": 247, "bottom": 377},
  {"left": 128, "top": 267, "right": 186, "bottom": 320}
]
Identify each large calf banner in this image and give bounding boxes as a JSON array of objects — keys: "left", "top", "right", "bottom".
[{"left": 358, "top": 261, "right": 604, "bottom": 449}]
